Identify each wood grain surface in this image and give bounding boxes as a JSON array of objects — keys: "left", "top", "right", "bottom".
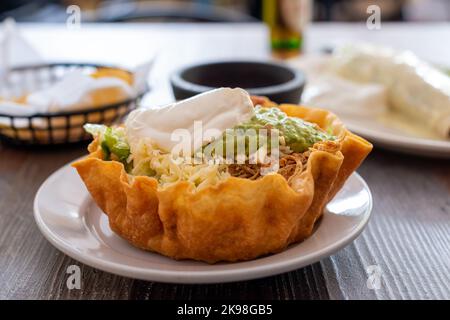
[
  {"left": 0, "top": 23, "right": 449, "bottom": 300},
  {"left": 1, "top": 146, "right": 448, "bottom": 300}
]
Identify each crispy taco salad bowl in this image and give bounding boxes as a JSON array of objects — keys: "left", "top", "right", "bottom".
[{"left": 73, "top": 88, "right": 372, "bottom": 263}]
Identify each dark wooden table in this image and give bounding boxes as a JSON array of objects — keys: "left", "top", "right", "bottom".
[{"left": 0, "top": 23, "right": 449, "bottom": 300}]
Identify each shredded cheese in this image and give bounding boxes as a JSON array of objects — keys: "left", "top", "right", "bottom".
[{"left": 128, "top": 138, "right": 230, "bottom": 190}]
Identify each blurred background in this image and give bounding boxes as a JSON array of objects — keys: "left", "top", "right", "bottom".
[{"left": 0, "top": 0, "right": 449, "bottom": 23}]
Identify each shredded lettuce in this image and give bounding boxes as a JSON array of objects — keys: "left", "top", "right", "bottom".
[
  {"left": 84, "top": 123, "right": 107, "bottom": 136},
  {"left": 84, "top": 124, "right": 130, "bottom": 164},
  {"left": 103, "top": 127, "right": 130, "bottom": 162}
]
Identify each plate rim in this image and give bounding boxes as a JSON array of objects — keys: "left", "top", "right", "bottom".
[
  {"left": 344, "top": 121, "right": 450, "bottom": 158},
  {"left": 34, "top": 162, "right": 373, "bottom": 284}
]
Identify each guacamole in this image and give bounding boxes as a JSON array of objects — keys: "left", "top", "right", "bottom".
[
  {"left": 207, "top": 107, "right": 334, "bottom": 156},
  {"left": 236, "top": 106, "right": 333, "bottom": 152}
]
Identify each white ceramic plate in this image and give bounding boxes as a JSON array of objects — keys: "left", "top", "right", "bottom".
[
  {"left": 341, "top": 115, "right": 450, "bottom": 158},
  {"left": 34, "top": 161, "right": 372, "bottom": 284}
]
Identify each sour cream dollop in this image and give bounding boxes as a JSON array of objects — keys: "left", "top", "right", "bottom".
[{"left": 125, "top": 87, "right": 255, "bottom": 153}]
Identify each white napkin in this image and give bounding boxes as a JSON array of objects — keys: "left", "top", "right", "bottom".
[
  {"left": 26, "top": 71, "right": 134, "bottom": 113},
  {"left": 0, "top": 101, "right": 37, "bottom": 116},
  {"left": 0, "top": 19, "right": 153, "bottom": 122},
  {"left": 0, "top": 18, "right": 43, "bottom": 100},
  {"left": 0, "top": 18, "right": 43, "bottom": 72},
  {"left": 132, "top": 59, "right": 153, "bottom": 96}
]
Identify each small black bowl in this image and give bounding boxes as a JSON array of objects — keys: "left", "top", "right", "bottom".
[{"left": 170, "top": 60, "right": 305, "bottom": 103}]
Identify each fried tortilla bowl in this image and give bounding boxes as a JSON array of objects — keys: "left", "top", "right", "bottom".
[{"left": 73, "top": 98, "right": 372, "bottom": 263}]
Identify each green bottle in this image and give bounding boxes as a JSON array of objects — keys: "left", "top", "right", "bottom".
[{"left": 263, "top": 0, "right": 310, "bottom": 59}]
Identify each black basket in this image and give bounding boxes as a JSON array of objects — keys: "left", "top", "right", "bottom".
[{"left": 0, "top": 63, "right": 146, "bottom": 146}]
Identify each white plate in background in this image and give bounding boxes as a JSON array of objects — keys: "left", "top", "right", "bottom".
[{"left": 340, "top": 114, "right": 450, "bottom": 158}]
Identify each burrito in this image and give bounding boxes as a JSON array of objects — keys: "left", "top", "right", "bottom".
[{"left": 331, "top": 44, "right": 450, "bottom": 139}]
